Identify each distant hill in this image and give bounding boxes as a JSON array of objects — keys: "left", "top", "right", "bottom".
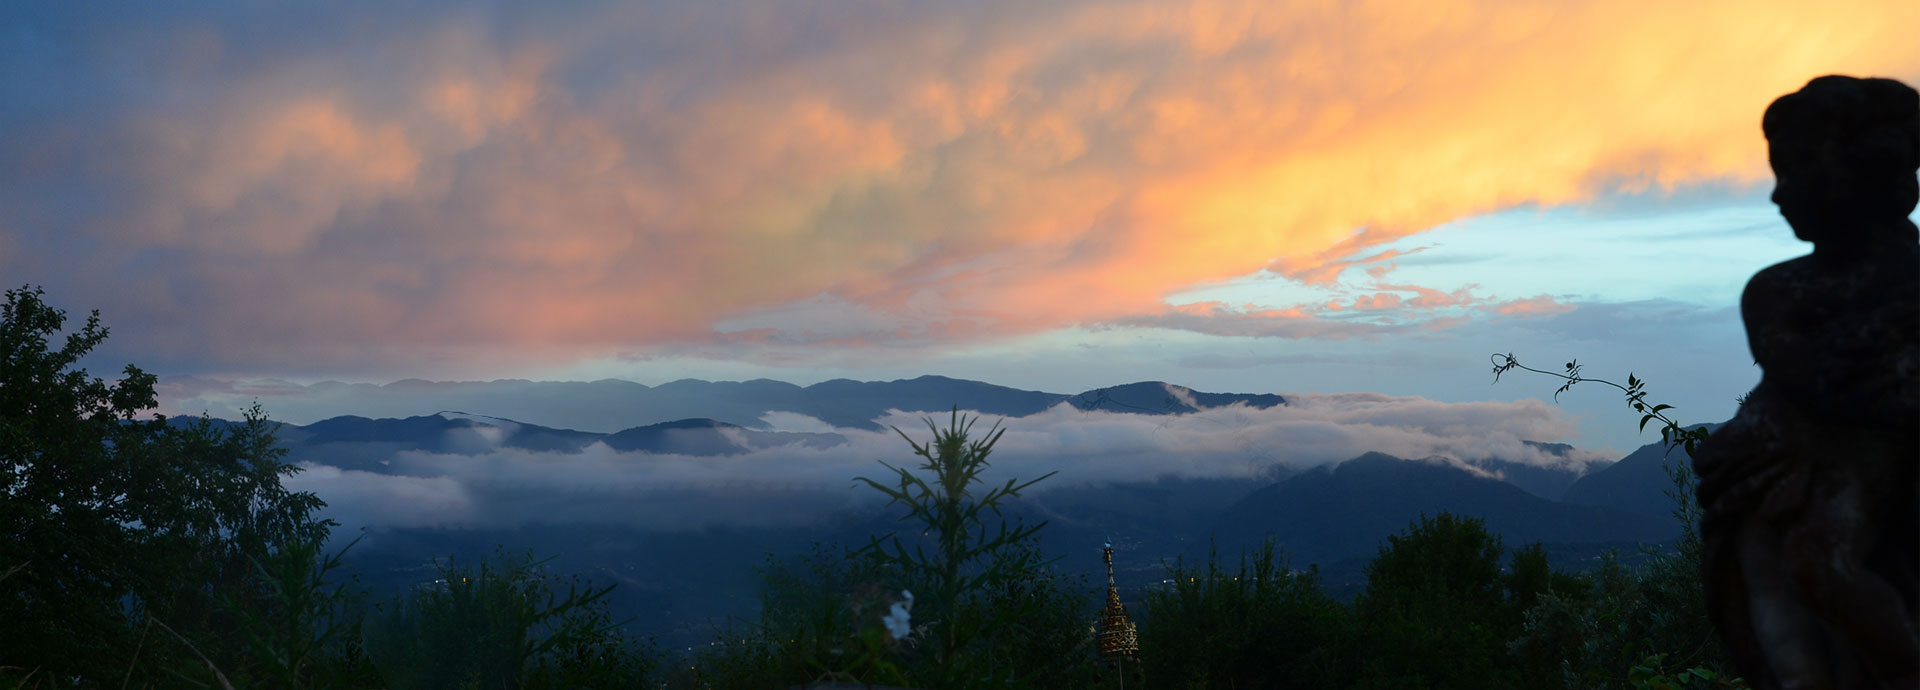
[
  {"left": 281, "top": 412, "right": 848, "bottom": 473},
  {"left": 288, "top": 411, "right": 604, "bottom": 452},
  {"left": 798, "top": 376, "right": 1069, "bottom": 428},
  {"left": 1207, "top": 452, "right": 1678, "bottom": 568},
  {"left": 281, "top": 413, "right": 604, "bottom": 472},
  {"left": 1464, "top": 440, "right": 1595, "bottom": 500},
  {"left": 1560, "top": 422, "right": 1723, "bottom": 523},
  {"left": 1066, "top": 381, "right": 1287, "bottom": 415},
  {"left": 600, "top": 418, "right": 844, "bottom": 455},
  {"left": 254, "top": 375, "right": 1287, "bottom": 433},
  {"left": 246, "top": 377, "right": 1303, "bottom": 475},
  {"left": 1022, "top": 468, "right": 1296, "bottom": 579}
]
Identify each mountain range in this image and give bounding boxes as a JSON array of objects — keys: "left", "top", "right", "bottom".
[
  {"left": 242, "top": 375, "right": 1286, "bottom": 434},
  {"left": 181, "top": 375, "right": 1708, "bottom": 647}
]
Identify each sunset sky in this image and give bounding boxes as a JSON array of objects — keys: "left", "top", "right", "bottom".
[{"left": 5, "top": 1, "right": 1917, "bottom": 454}]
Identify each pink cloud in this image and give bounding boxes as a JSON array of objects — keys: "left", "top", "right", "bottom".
[
  {"left": 1372, "top": 283, "right": 1482, "bottom": 309},
  {"left": 1350, "top": 293, "right": 1404, "bottom": 310},
  {"left": 1488, "top": 295, "right": 1578, "bottom": 316},
  {"left": 6, "top": 0, "right": 1916, "bottom": 375}
]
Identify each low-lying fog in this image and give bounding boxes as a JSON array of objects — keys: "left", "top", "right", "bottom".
[{"left": 288, "top": 393, "right": 1616, "bottom": 533}]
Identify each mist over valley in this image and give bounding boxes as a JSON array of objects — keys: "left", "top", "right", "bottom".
[{"left": 187, "top": 375, "right": 1701, "bottom": 647}]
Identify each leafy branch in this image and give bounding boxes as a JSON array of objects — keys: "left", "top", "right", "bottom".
[
  {"left": 852, "top": 407, "right": 1058, "bottom": 687},
  {"left": 1490, "top": 353, "right": 1710, "bottom": 456}
]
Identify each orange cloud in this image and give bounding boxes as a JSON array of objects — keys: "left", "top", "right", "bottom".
[
  {"left": 19, "top": 0, "right": 1917, "bottom": 372},
  {"left": 1488, "top": 295, "right": 1577, "bottom": 316},
  {"left": 1373, "top": 283, "right": 1481, "bottom": 309},
  {"left": 1350, "top": 293, "right": 1403, "bottom": 311},
  {"left": 132, "top": 99, "right": 422, "bottom": 254},
  {"left": 1284, "top": 248, "right": 1424, "bottom": 286}
]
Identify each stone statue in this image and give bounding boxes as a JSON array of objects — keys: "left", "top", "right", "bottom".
[{"left": 1693, "top": 75, "right": 1919, "bottom": 690}]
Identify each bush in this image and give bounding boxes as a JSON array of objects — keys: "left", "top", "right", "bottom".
[
  {"left": 1140, "top": 538, "right": 1354, "bottom": 690},
  {"left": 215, "top": 533, "right": 381, "bottom": 689},
  {"left": 1509, "top": 462, "right": 1736, "bottom": 690},
  {"left": 667, "top": 543, "right": 901, "bottom": 689},
  {"left": 362, "top": 549, "right": 653, "bottom": 690}
]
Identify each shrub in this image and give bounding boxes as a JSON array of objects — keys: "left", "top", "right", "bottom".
[
  {"left": 1140, "top": 538, "right": 1353, "bottom": 690},
  {"left": 361, "top": 549, "right": 652, "bottom": 690}
]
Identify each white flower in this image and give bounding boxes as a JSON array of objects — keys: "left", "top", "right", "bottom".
[{"left": 882, "top": 590, "right": 914, "bottom": 640}]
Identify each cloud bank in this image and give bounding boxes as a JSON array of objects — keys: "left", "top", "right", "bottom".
[
  {"left": 286, "top": 396, "right": 1615, "bottom": 532},
  {"left": 3, "top": 0, "right": 1914, "bottom": 375}
]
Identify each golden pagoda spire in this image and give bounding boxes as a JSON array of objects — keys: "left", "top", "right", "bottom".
[{"left": 1096, "top": 537, "right": 1139, "bottom": 665}]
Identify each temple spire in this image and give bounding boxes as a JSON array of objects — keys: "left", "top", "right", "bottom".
[{"left": 1096, "top": 537, "right": 1139, "bottom": 666}]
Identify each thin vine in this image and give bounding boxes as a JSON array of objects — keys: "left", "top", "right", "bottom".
[{"left": 1490, "top": 353, "right": 1711, "bottom": 457}]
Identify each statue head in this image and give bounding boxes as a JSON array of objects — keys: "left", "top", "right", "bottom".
[{"left": 1761, "top": 75, "right": 1919, "bottom": 246}]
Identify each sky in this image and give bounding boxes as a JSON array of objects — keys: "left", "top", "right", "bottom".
[{"left": 4, "top": 0, "right": 1918, "bottom": 455}]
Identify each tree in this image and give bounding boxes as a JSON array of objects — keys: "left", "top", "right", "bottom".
[
  {"left": 361, "top": 549, "right": 650, "bottom": 690},
  {"left": 3, "top": 285, "right": 166, "bottom": 682},
  {"left": 854, "top": 408, "right": 1066, "bottom": 689},
  {"left": 1507, "top": 464, "right": 1739, "bottom": 690},
  {"left": 1353, "top": 512, "right": 1521, "bottom": 690},
  {"left": 0, "top": 285, "right": 329, "bottom": 686},
  {"left": 1505, "top": 541, "right": 1598, "bottom": 689},
  {"left": 671, "top": 543, "right": 903, "bottom": 689},
  {"left": 1140, "top": 539, "right": 1355, "bottom": 690},
  {"left": 673, "top": 409, "right": 1088, "bottom": 690}
]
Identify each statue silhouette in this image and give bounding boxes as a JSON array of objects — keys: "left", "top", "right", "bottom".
[{"left": 1693, "top": 75, "right": 1919, "bottom": 690}]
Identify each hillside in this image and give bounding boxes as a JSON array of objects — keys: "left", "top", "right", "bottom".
[
  {"left": 1561, "top": 422, "right": 1723, "bottom": 522},
  {"left": 1208, "top": 452, "right": 1678, "bottom": 568}
]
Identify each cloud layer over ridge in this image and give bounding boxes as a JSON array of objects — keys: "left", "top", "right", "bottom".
[{"left": 287, "top": 394, "right": 1615, "bottom": 531}]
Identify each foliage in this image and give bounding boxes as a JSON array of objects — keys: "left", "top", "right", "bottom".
[
  {"left": 1509, "top": 473, "right": 1729, "bottom": 690},
  {"left": 851, "top": 408, "right": 1073, "bottom": 688},
  {"left": 1511, "top": 551, "right": 1655, "bottom": 690},
  {"left": 1636, "top": 462, "right": 1724, "bottom": 673},
  {"left": 1491, "top": 351, "right": 1739, "bottom": 689},
  {"left": 1490, "top": 353, "right": 1711, "bottom": 456},
  {"left": 1627, "top": 653, "right": 1749, "bottom": 690},
  {"left": 667, "top": 544, "right": 908, "bottom": 689},
  {"left": 679, "top": 409, "right": 1094, "bottom": 689},
  {"left": 668, "top": 411, "right": 1090, "bottom": 690},
  {"left": 214, "top": 533, "right": 381, "bottom": 689},
  {"left": 0, "top": 286, "right": 657, "bottom": 689},
  {"left": 1139, "top": 538, "right": 1354, "bottom": 690},
  {"left": 0, "top": 285, "right": 331, "bottom": 687},
  {"left": 1352, "top": 512, "right": 1525, "bottom": 690},
  {"left": 361, "top": 549, "right": 652, "bottom": 690},
  {"left": 969, "top": 541, "right": 1098, "bottom": 689}
]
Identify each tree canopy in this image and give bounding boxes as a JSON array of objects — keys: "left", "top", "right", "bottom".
[{"left": 0, "top": 285, "right": 328, "bottom": 686}]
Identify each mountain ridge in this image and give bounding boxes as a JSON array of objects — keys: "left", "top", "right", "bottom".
[
  {"left": 197, "top": 376, "right": 1292, "bottom": 433},
  {"left": 1206, "top": 451, "right": 1678, "bottom": 568}
]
